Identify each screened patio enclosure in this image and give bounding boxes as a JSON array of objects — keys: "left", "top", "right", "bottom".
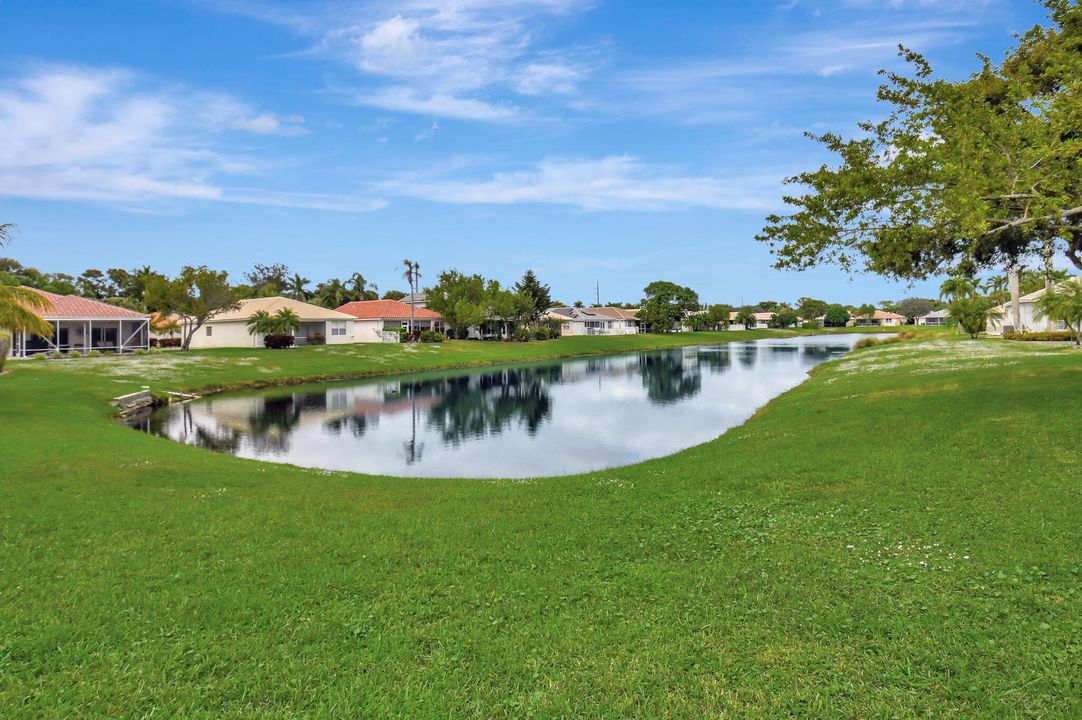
[{"left": 10, "top": 318, "right": 150, "bottom": 357}]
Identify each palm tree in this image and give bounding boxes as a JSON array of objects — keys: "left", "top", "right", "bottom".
[
  {"left": 0, "top": 224, "right": 54, "bottom": 340},
  {"left": 271, "top": 308, "right": 301, "bottom": 335},
  {"left": 1034, "top": 281, "right": 1082, "bottom": 346},
  {"left": 348, "top": 272, "right": 377, "bottom": 301},
  {"left": 401, "top": 259, "right": 420, "bottom": 340},
  {"left": 246, "top": 310, "right": 274, "bottom": 335},
  {"left": 983, "top": 275, "right": 1009, "bottom": 305},
  {"left": 317, "top": 278, "right": 350, "bottom": 309},
  {"left": 286, "top": 273, "right": 311, "bottom": 301},
  {"left": 939, "top": 276, "right": 978, "bottom": 302},
  {"left": 734, "top": 308, "right": 757, "bottom": 328}
]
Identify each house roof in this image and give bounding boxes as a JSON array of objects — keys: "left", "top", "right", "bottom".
[
  {"left": 546, "top": 306, "right": 639, "bottom": 321},
  {"left": 919, "top": 308, "right": 952, "bottom": 319},
  {"left": 991, "top": 276, "right": 1082, "bottom": 313},
  {"left": 852, "top": 309, "right": 906, "bottom": 320},
  {"left": 336, "top": 299, "right": 443, "bottom": 320},
  {"left": 20, "top": 287, "right": 149, "bottom": 320},
  {"left": 728, "top": 311, "right": 774, "bottom": 321},
  {"left": 209, "top": 297, "right": 356, "bottom": 323}
]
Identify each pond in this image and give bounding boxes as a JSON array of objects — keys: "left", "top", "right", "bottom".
[{"left": 128, "top": 335, "right": 872, "bottom": 478}]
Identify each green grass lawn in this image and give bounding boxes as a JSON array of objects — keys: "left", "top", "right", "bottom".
[{"left": 1, "top": 330, "right": 1079, "bottom": 718}]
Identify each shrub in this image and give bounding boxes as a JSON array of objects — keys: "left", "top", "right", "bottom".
[
  {"left": 513, "top": 326, "right": 533, "bottom": 342},
  {"left": 419, "top": 330, "right": 445, "bottom": 343},
  {"left": 151, "top": 338, "right": 182, "bottom": 348},
  {"left": 86, "top": 350, "right": 103, "bottom": 358},
  {"left": 1002, "top": 331, "right": 1074, "bottom": 342},
  {"left": 0, "top": 331, "right": 9, "bottom": 373},
  {"left": 49, "top": 351, "right": 64, "bottom": 360},
  {"left": 306, "top": 334, "right": 326, "bottom": 345},
  {"left": 800, "top": 320, "right": 821, "bottom": 330},
  {"left": 263, "top": 334, "right": 296, "bottom": 349},
  {"left": 853, "top": 337, "right": 879, "bottom": 349},
  {"left": 66, "top": 350, "right": 84, "bottom": 359},
  {"left": 533, "top": 325, "right": 553, "bottom": 341},
  {"left": 32, "top": 352, "right": 48, "bottom": 361}
]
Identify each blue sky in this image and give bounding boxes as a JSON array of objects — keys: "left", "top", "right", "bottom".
[{"left": 0, "top": 0, "right": 1052, "bottom": 305}]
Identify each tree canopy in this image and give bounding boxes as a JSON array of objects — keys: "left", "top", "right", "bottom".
[
  {"left": 146, "top": 266, "right": 239, "bottom": 351},
  {"left": 758, "top": 1, "right": 1081, "bottom": 278},
  {"left": 638, "top": 281, "right": 700, "bottom": 333}
]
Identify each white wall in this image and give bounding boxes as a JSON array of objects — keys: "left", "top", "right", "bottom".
[
  {"left": 185, "top": 319, "right": 357, "bottom": 348},
  {"left": 353, "top": 319, "right": 386, "bottom": 343}
]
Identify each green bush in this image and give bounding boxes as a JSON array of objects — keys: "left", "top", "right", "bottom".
[
  {"left": 49, "top": 351, "right": 64, "bottom": 360},
  {"left": 1003, "top": 331, "right": 1074, "bottom": 342},
  {"left": 419, "top": 330, "right": 445, "bottom": 343},
  {"left": 66, "top": 350, "right": 83, "bottom": 359},
  {"left": 513, "top": 326, "right": 533, "bottom": 342},
  {"left": 853, "top": 337, "right": 878, "bottom": 349},
  {"left": 801, "top": 320, "right": 821, "bottom": 330},
  {"left": 86, "top": 350, "right": 103, "bottom": 358},
  {"left": 32, "top": 352, "right": 48, "bottom": 361},
  {"left": 0, "top": 331, "right": 9, "bottom": 373}
]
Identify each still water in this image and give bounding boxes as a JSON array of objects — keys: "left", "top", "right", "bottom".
[{"left": 129, "top": 335, "right": 868, "bottom": 478}]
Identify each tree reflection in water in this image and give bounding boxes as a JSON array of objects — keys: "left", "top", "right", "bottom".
[
  {"left": 638, "top": 350, "right": 702, "bottom": 405},
  {"left": 426, "top": 366, "right": 559, "bottom": 445}
]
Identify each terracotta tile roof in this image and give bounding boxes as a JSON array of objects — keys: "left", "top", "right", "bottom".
[
  {"left": 20, "top": 287, "right": 149, "bottom": 320},
  {"left": 336, "top": 299, "right": 443, "bottom": 320}
]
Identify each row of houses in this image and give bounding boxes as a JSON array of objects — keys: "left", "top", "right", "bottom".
[
  {"left": 3, "top": 285, "right": 930, "bottom": 358},
  {"left": 17, "top": 279, "right": 1068, "bottom": 357},
  {"left": 3, "top": 290, "right": 447, "bottom": 357}
]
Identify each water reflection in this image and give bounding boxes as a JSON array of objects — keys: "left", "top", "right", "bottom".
[{"left": 131, "top": 336, "right": 866, "bottom": 478}]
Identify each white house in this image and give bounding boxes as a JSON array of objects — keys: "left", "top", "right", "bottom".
[
  {"left": 727, "top": 311, "right": 774, "bottom": 330},
  {"left": 848, "top": 310, "right": 907, "bottom": 327},
  {"left": 336, "top": 299, "right": 445, "bottom": 342},
  {"left": 183, "top": 297, "right": 357, "bottom": 349},
  {"left": 916, "top": 308, "right": 951, "bottom": 326},
  {"left": 987, "top": 277, "right": 1081, "bottom": 334},
  {"left": 5, "top": 288, "right": 150, "bottom": 357},
  {"left": 546, "top": 307, "right": 641, "bottom": 336}
]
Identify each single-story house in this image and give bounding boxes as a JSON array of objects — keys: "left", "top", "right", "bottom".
[
  {"left": 336, "top": 299, "right": 445, "bottom": 342},
  {"left": 916, "top": 309, "right": 951, "bottom": 326},
  {"left": 183, "top": 296, "right": 357, "bottom": 349},
  {"left": 546, "top": 307, "right": 641, "bottom": 336},
  {"left": 987, "top": 276, "right": 1081, "bottom": 334},
  {"left": 848, "top": 310, "right": 907, "bottom": 327},
  {"left": 727, "top": 311, "right": 775, "bottom": 330},
  {"left": 5, "top": 287, "right": 150, "bottom": 357}
]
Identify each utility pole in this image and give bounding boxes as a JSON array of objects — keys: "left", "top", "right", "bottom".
[{"left": 595, "top": 282, "right": 600, "bottom": 307}]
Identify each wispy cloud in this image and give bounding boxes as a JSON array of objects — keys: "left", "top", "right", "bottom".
[
  {"left": 0, "top": 64, "right": 379, "bottom": 211},
  {"left": 377, "top": 155, "right": 783, "bottom": 212},
  {"left": 209, "top": 0, "right": 598, "bottom": 121}
]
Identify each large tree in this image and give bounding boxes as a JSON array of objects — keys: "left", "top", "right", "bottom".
[
  {"left": 639, "top": 281, "right": 700, "bottom": 333},
  {"left": 425, "top": 269, "right": 487, "bottom": 338},
  {"left": 146, "top": 266, "right": 239, "bottom": 351},
  {"left": 758, "top": 2, "right": 1081, "bottom": 279},
  {"left": 513, "top": 270, "right": 553, "bottom": 323}
]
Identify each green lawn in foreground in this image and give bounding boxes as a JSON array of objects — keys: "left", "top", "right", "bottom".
[{"left": 1, "top": 330, "right": 1078, "bottom": 718}]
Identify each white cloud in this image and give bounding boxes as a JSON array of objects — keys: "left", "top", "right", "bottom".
[
  {"left": 213, "top": 0, "right": 596, "bottom": 121},
  {"left": 378, "top": 155, "right": 782, "bottom": 212},
  {"left": 0, "top": 65, "right": 375, "bottom": 211}
]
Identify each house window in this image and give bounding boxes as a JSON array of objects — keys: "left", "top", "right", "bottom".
[
  {"left": 206, "top": 326, "right": 213, "bottom": 336},
  {"left": 330, "top": 321, "right": 347, "bottom": 336}
]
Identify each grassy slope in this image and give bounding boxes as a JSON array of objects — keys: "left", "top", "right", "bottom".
[{"left": 1, "top": 331, "right": 1079, "bottom": 718}]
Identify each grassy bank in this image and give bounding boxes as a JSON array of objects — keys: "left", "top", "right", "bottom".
[{"left": 1, "top": 332, "right": 1078, "bottom": 718}]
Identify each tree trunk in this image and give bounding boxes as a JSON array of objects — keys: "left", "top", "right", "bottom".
[
  {"left": 1008, "top": 264, "right": 1021, "bottom": 332},
  {"left": 1042, "top": 240, "right": 1055, "bottom": 331}
]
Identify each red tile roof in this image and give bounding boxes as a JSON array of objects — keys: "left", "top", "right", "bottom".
[
  {"left": 336, "top": 299, "right": 443, "bottom": 320},
  {"left": 20, "top": 287, "right": 149, "bottom": 319}
]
